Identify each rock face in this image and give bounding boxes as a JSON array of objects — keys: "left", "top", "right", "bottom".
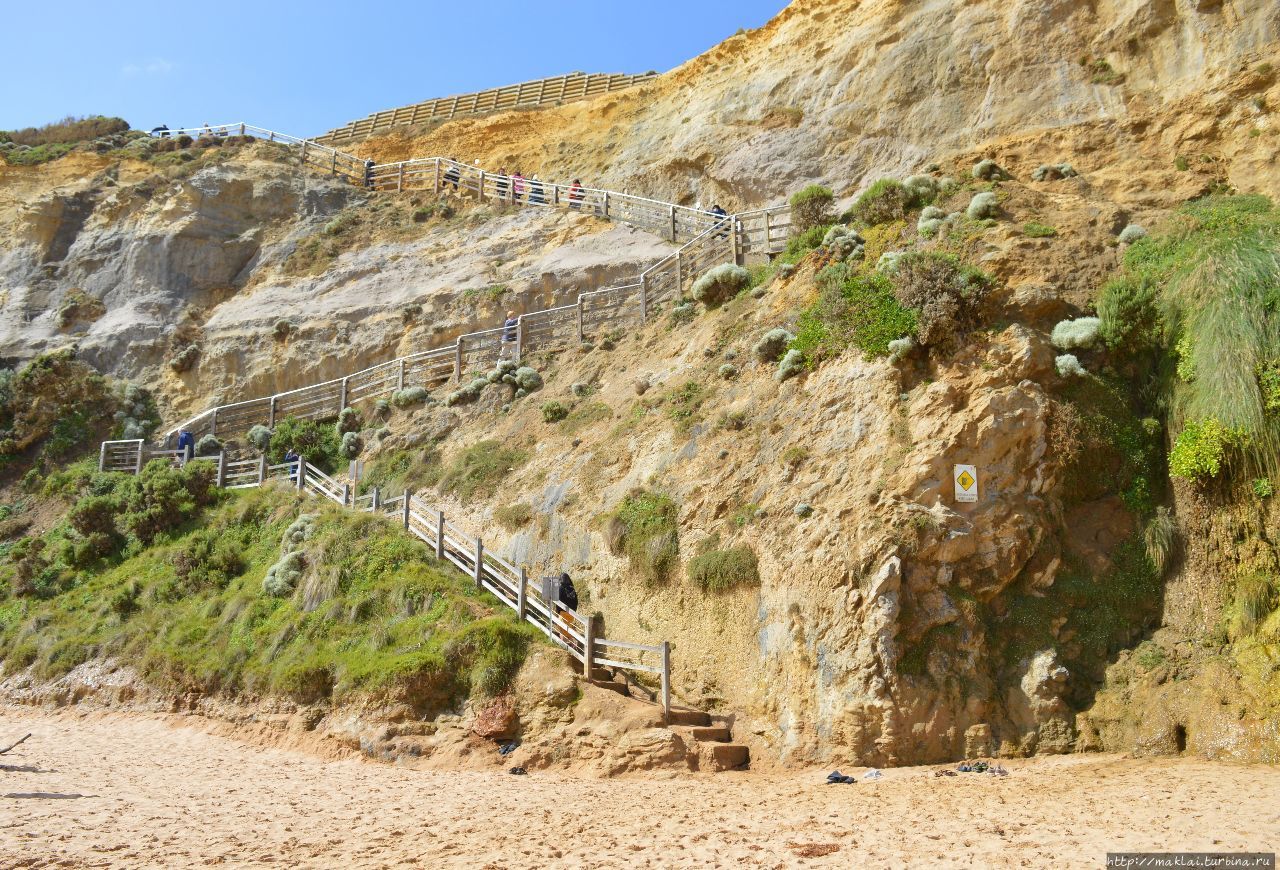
[
  {"left": 0, "top": 149, "right": 673, "bottom": 420},
  {"left": 354, "top": 0, "right": 1280, "bottom": 210}
]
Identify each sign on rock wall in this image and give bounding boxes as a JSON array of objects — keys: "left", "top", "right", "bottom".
[{"left": 954, "top": 464, "right": 978, "bottom": 503}]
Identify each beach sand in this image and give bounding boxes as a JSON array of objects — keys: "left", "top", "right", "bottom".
[{"left": 1, "top": 706, "right": 1277, "bottom": 868}]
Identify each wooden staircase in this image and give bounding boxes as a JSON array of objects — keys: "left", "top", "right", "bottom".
[{"left": 588, "top": 667, "right": 749, "bottom": 772}]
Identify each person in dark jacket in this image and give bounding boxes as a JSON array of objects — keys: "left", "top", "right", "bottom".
[
  {"left": 176, "top": 429, "right": 195, "bottom": 461},
  {"left": 557, "top": 572, "right": 578, "bottom": 610},
  {"left": 499, "top": 310, "right": 519, "bottom": 360},
  {"left": 363, "top": 159, "right": 375, "bottom": 189},
  {"left": 710, "top": 204, "right": 730, "bottom": 239},
  {"left": 284, "top": 448, "right": 300, "bottom": 481}
]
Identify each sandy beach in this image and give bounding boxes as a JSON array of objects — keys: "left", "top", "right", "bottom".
[{"left": 1, "top": 706, "right": 1277, "bottom": 868}]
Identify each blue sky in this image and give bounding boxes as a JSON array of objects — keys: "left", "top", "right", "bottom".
[{"left": 2, "top": 0, "right": 786, "bottom": 137}]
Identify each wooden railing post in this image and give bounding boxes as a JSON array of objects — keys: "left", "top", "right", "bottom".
[
  {"left": 640, "top": 274, "right": 648, "bottom": 323},
  {"left": 454, "top": 337, "right": 464, "bottom": 382},
  {"left": 477, "top": 170, "right": 485, "bottom": 200},
  {"left": 576, "top": 298, "right": 585, "bottom": 342},
  {"left": 669, "top": 205, "right": 677, "bottom": 242},
  {"left": 436, "top": 510, "right": 445, "bottom": 559},
  {"left": 331, "top": 152, "right": 337, "bottom": 176},
  {"left": 397, "top": 359, "right": 406, "bottom": 390},
  {"left": 733, "top": 218, "right": 743, "bottom": 266},
  {"left": 210, "top": 407, "right": 218, "bottom": 438},
  {"left": 661, "top": 641, "right": 671, "bottom": 722},
  {"left": 473, "top": 539, "right": 484, "bottom": 589},
  {"left": 517, "top": 567, "right": 527, "bottom": 620},
  {"left": 341, "top": 482, "right": 350, "bottom": 506},
  {"left": 135, "top": 443, "right": 145, "bottom": 474},
  {"left": 98, "top": 441, "right": 107, "bottom": 473},
  {"left": 433, "top": 158, "right": 441, "bottom": 193},
  {"left": 602, "top": 192, "right": 610, "bottom": 221},
  {"left": 258, "top": 454, "right": 267, "bottom": 485},
  {"left": 402, "top": 489, "right": 413, "bottom": 530},
  {"left": 296, "top": 456, "right": 306, "bottom": 491},
  {"left": 216, "top": 451, "right": 227, "bottom": 488},
  {"left": 763, "top": 210, "right": 772, "bottom": 251},
  {"left": 300, "top": 140, "right": 308, "bottom": 166},
  {"left": 268, "top": 396, "right": 277, "bottom": 428},
  {"left": 339, "top": 377, "right": 348, "bottom": 410},
  {"left": 239, "top": 122, "right": 246, "bottom": 136},
  {"left": 583, "top": 618, "right": 595, "bottom": 678},
  {"left": 397, "top": 163, "right": 405, "bottom": 192},
  {"left": 515, "top": 317, "right": 524, "bottom": 364},
  {"left": 371, "top": 486, "right": 381, "bottom": 511}
]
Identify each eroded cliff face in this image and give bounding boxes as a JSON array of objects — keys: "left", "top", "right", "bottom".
[
  {"left": 353, "top": 0, "right": 1280, "bottom": 210},
  {"left": 0, "top": 145, "right": 672, "bottom": 421}
]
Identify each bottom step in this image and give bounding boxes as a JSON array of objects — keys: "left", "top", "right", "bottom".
[
  {"left": 666, "top": 709, "right": 711, "bottom": 727},
  {"left": 698, "top": 742, "right": 749, "bottom": 771}
]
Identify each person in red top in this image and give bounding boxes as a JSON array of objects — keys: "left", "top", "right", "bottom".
[{"left": 568, "top": 179, "right": 584, "bottom": 210}]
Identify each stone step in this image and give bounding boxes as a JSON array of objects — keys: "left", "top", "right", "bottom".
[
  {"left": 699, "top": 742, "right": 749, "bottom": 772},
  {"left": 666, "top": 709, "right": 711, "bottom": 727},
  {"left": 588, "top": 679, "right": 631, "bottom": 697},
  {"left": 690, "top": 725, "right": 731, "bottom": 742}
]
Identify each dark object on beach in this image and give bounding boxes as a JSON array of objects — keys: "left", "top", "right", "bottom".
[
  {"left": 825, "top": 770, "right": 856, "bottom": 784},
  {"left": 509, "top": 766, "right": 527, "bottom": 775},
  {"left": 0, "top": 733, "right": 31, "bottom": 755}
]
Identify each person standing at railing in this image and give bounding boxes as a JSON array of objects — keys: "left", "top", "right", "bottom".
[
  {"left": 176, "top": 429, "right": 195, "bottom": 464},
  {"left": 285, "top": 449, "right": 300, "bottom": 482},
  {"left": 444, "top": 159, "right": 461, "bottom": 191},
  {"left": 710, "top": 204, "right": 730, "bottom": 239},
  {"left": 496, "top": 168, "right": 509, "bottom": 202},
  {"left": 568, "top": 179, "right": 584, "bottom": 210},
  {"left": 529, "top": 175, "right": 545, "bottom": 205},
  {"left": 511, "top": 171, "right": 525, "bottom": 204},
  {"left": 150, "top": 124, "right": 170, "bottom": 138},
  {"left": 499, "top": 311, "right": 519, "bottom": 360},
  {"left": 363, "top": 159, "right": 375, "bottom": 189}
]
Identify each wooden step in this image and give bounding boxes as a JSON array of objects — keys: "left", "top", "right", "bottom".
[
  {"left": 698, "top": 742, "right": 749, "bottom": 772},
  {"left": 690, "top": 725, "right": 731, "bottom": 742},
  {"left": 666, "top": 709, "right": 711, "bottom": 727}
]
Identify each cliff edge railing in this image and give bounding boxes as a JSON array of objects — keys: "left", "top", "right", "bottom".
[{"left": 315, "top": 71, "right": 661, "bottom": 146}]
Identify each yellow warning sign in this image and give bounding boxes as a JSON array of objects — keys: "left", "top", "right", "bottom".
[{"left": 954, "top": 464, "right": 978, "bottom": 503}]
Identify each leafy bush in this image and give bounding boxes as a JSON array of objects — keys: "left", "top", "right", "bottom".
[
  {"left": 1252, "top": 478, "right": 1274, "bottom": 499},
  {"left": 891, "top": 252, "right": 992, "bottom": 347},
  {"left": 169, "top": 345, "right": 199, "bottom": 373},
  {"left": 513, "top": 367, "right": 543, "bottom": 394},
  {"left": 336, "top": 407, "right": 363, "bottom": 435},
  {"left": 339, "top": 431, "right": 364, "bottom": 459},
  {"left": 752, "top": 328, "right": 796, "bottom": 363},
  {"left": 247, "top": 424, "right": 272, "bottom": 453},
  {"left": 691, "top": 263, "right": 751, "bottom": 306},
  {"left": 718, "top": 363, "right": 738, "bottom": 379},
  {"left": 1031, "top": 163, "right": 1078, "bottom": 181},
  {"left": 776, "top": 349, "right": 806, "bottom": 381},
  {"left": 820, "top": 225, "right": 865, "bottom": 261},
  {"left": 439, "top": 441, "right": 529, "bottom": 502},
  {"left": 1118, "top": 224, "right": 1148, "bottom": 244},
  {"left": 267, "top": 417, "right": 341, "bottom": 471},
  {"left": 195, "top": 434, "right": 222, "bottom": 457},
  {"left": 793, "top": 270, "right": 917, "bottom": 360},
  {"left": 606, "top": 490, "right": 679, "bottom": 584},
  {"left": 972, "top": 159, "right": 1009, "bottom": 181},
  {"left": 687, "top": 546, "right": 759, "bottom": 592},
  {"left": 1097, "top": 277, "right": 1162, "bottom": 351},
  {"left": 1056, "top": 354, "right": 1087, "bottom": 377},
  {"left": 1051, "top": 317, "right": 1102, "bottom": 350},
  {"left": 789, "top": 185, "right": 834, "bottom": 233},
  {"left": 1168, "top": 418, "right": 1245, "bottom": 483},
  {"left": 3, "top": 115, "right": 130, "bottom": 147},
  {"left": 541, "top": 401, "right": 569, "bottom": 423},
  {"left": 0, "top": 350, "right": 117, "bottom": 463},
  {"left": 917, "top": 206, "right": 947, "bottom": 237},
  {"left": 780, "top": 224, "right": 830, "bottom": 265},
  {"left": 902, "top": 175, "right": 939, "bottom": 207},
  {"left": 1229, "top": 571, "right": 1277, "bottom": 639},
  {"left": 888, "top": 337, "right": 914, "bottom": 363},
  {"left": 966, "top": 192, "right": 998, "bottom": 219},
  {"left": 494, "top": 502, "right": 534, "bottom": 530},
  {"left": 392, "top": 386, "right": 430, "bottom": 407},
  {"left": 849, "top": 178, "right": 906, "bottom": 226}
]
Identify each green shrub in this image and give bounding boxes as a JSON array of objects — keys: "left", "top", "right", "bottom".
[
  {"left": 1118, "top": 224, "right": 1147, "bottom": 244},
  {"left": 1168, "top": 418, "right": 1245, "bottom": 483},
  {"left": 268, "top": 417, "right": 341, "bottom": 471},
  {"left": 439, "top": 441, "right": 529, "bottom": 502},
  {"left": 687, "top": 546, "right": 759, "bottom": 592},
  {"left": 541, "top": 401, "right": 569, "bottom": 423},
  {"left": 339, "top": 431, "right": 364, "bottom": 459},
  {"left": 3, "top": 115, "right": 130, "bottom": 147},
  {"left": 1143, "top": 507, "right": 1176, "bottom": 576},
  {"left": 966, "top": 192, "right": 998, "bottom": 219},
  {"left": 0, "top": 350, "right": 117, "bottom": 462},
  {"left": 789, "top": 185, "right": 834, "bottom": 233},
  {"left": 891, "top": 252, "right": 991, "bottom": 347},
  {"left": 195, "top": 434, "right": 222, "bottom": 457},
  {"left": 820, "top": 225, "right": 864, "bottom": 261},
  {"left": 690, "top": 263, "right": 750, "bottom": 306},
  {"left": 494, "top": 502, "right": 534, "bottom": 530},
  {"left": 392, "top": 386, "right": 430, "bottom": 407},
  {"left": 1056, "top": 354, "right": 1087, "bottom": 377},
  {"left": 776, "top": 349, "right": 806, "bottom": 381},
  {"left": 1023, "top": 222, "right": 1057, "bottom": 238},
  {"left": 247, "top": 424, "right": 272, "bottom": 453},
  {"left": 606, "top": 490, "right": 679, "bottom": 584},
  {"left": 1097, "top": 276, "right": 1162, "bottom": 351},
  {"left": 1252, "top": 478, "right": 1274, "bottom": 499},
  {"left": 1229, "top": 571, "right": 1277, "bottom": 638},
  {"left": 752, "top": 328, "right": 795, "bottom": 363},
  {"left": 972, "top": 159, "right": 1009, "bottom": 181},
  {"left": 1051, "top": 317, "right": 1102, "bottom": 350},
  {"left": 902, "top": 175, "right": 938, "bottom": 207},
  {"left": 336, "top": 407, "right": 363, "bottom": 435},
  {"left": 793, "top": 271, "right": 917, "bottom": 360},
  {"left": 849, "top": 178, "right": 906, "bottom": 226}
]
